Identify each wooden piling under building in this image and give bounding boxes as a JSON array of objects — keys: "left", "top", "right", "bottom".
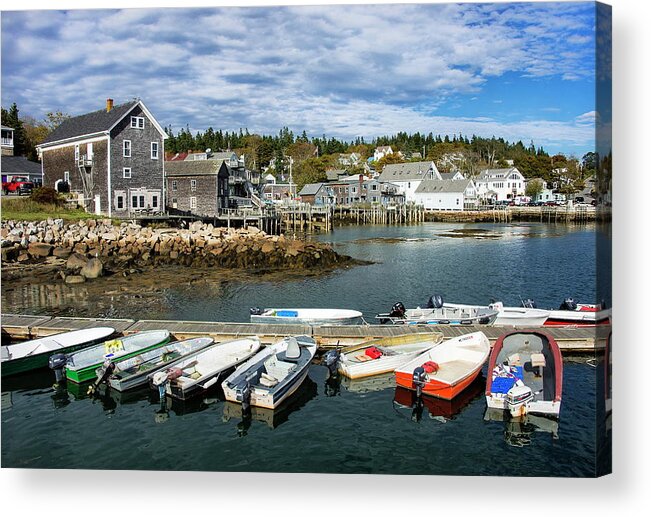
[{"left": 1, "top": 313, "right": 609, "bottom": 354}]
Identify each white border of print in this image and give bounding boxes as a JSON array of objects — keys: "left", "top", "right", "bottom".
[{"left": 1, "top": 1, "right": 648, "bottom": 516}]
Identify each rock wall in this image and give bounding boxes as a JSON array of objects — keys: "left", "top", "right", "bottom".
[{"left": 1, "top": 219, "right": 352, "bottom": 281}]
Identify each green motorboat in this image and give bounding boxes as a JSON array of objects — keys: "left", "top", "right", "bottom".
[{"left": 60, "top": 330, "right": 172, "bottom": 384}]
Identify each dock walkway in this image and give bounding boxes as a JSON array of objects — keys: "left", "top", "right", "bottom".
[{"left": 1, "top": 314, "right": 608, "bottom": 353}]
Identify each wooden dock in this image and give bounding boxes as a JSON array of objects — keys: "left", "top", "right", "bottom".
[{"left": 1, "top": 314, "right": 608, "bottom": 353}]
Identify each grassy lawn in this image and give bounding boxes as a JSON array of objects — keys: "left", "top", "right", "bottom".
[{"left": 1, "top": 195, "right": 100, "bottom": 223}]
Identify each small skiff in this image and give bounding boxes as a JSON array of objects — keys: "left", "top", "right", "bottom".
[
  {"left": 485, "top": 330, "right": 563, "bottom": 417},
  {"left": 101, "top": 337, "right": 215, "bottom": 392},
  {"left": 445, "top": 301, "right": 550, "bottom": 327},
  {"left": 1, "top": 326, "right": 116, "bottom": 377},
  {"left": 222, "top": 335, "right": 317, "bottom": 410},
  {"left": 150, "top": 336, "right": 261, "bottom": 400},
  {"left": 55, "top": 330, "right": 171, "bottom": 384},
  {"left": 376, "top": 302, "right": 497, "bottom": 326},
  {"left": 250, "top": 307, "right": 363, "bottom": 326},
  {"left": 323, "top": 332, "right": 444, "bottom": 379},
  {"left": 395, "top": 331, "right": 490, "bottom": 400},
  {"left": 523, "top": 298, "right": 611, "bottom": 326}
]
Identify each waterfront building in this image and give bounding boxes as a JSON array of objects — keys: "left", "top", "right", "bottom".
[
  {"left": 475, "top": 167, "right": 526, "bottom": 202},
  {"left": 414, "top": 179, "right": 478, "bottom": 211},
  {"left": 165, "top": 158, "right": 229, "bottom": 216},
  {"left": 262, "top": 182, "right": 292, "bottom": 203},
  {"left": 378, "top": 160, "right": 440, "bottom": 202},
  {"left": 298, "top": 182, "right": 334, "bottom": 205},
  {"left": 439, "top": 171, "right": 466, "bottom": 180},
  {"left": 36, "top": 98, "right": 167, "bottom": 217}
]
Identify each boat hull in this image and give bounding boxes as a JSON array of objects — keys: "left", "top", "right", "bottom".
[
  {"left": 394, "top": 332, "right": 490, "bottom": 400},
  {"left": 485, "top": 395, "right": 561, "bottom": 417},
  {"left": 250, "top": 308, "right": 363, "bottom": 326},
  {"left": 395, "top": 368, "right": 482, "bottom": 400}
]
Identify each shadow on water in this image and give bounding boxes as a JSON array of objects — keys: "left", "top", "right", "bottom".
[
  {"left": 483, "top": 408, "right": 560, "bottom": 448},
  {"left": 222, "top": 376, "right": 318, "bottom": 436},
  {"left": 392, "top": 375, "right": 486, "bottom": 423}
]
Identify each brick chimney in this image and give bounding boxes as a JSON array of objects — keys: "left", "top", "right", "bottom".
[{"left": 106, "top": 98, "right": 114, "bottom": 112}]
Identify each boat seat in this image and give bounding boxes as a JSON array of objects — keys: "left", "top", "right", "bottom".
[
  {"left": 264, "top": 356, "right": 296, "bottom": 381},
  {"left": 285, "top": 337, "right": 301, "bottom": 360},
  {"left": 259, "top": 372, "right": 278, "bottom": 387},
  {"left": 530, "top": 353, "right": 546, "bottom": 367}
]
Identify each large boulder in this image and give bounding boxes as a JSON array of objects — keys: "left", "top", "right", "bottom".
[
  {"left": 80, "top": 257, "right": 103, "bottom": 279},
  {"left": 27, "top": 242, "right": 53, "bottom": 258},
  {"left": 66, "top": 253, "right": 88, "bottom": 270}
]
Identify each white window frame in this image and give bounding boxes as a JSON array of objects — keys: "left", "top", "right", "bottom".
[
  {"left": 151, "top": 142, "right": 159, "bottom": 160},
  {"left": 116, "top": 195, "right": 125, "bottom": 210},
  {"left": 151, "top": 195, "right": 158, "bottom": 209},
  {"left": 123, "top": 140, "right": 131, "bottom": 157},
  {"left": 191, "top": 179, "right": 197, "bottom": 192},
  {"left": 123, "top": 167, "right": 132, "bottom": 179},
  {"left": 74, "top": 145, "right": 79, "bottom": 161},
  {"left": 171, "top": 180, "right": 178, "bottom": 191},
  {"left": 130, "top": 116, "right": 145, "bottom": 129},
  {"left": 190, "top": 196, "right": 197, "bottom": 209},
  {"left": 64, "top": 171, "right": 70, "bottom": 183}
]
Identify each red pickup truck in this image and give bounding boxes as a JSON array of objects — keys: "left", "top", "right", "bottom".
[{"left": 2, "top": 176, "right": 35, "bottom": 195}]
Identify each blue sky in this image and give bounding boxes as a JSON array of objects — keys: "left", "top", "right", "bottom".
[{"left": 1, "top": 1, "right": 601, "bottom": 156}]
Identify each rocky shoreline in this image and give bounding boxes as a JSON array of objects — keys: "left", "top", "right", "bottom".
[{"left": 1, "top": 219, "right": 359, "bottom": 284}]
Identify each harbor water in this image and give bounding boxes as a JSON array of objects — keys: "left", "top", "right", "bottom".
[{"left": 1, "top": 222, "right": 611, "bottom": 475}]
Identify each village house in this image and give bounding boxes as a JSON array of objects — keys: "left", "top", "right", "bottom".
[
  {"left": 439, "top": 171, "right": 466, "bottom": 181},
  {"left": 262, "top": 182, "right": 292, "bottom": 203},
  {"left": 36, "top": 98, "right": 167, "bottom": 217},
  {"left": 1, "top": 125, "right": 14, "bottom": 156},
  {"left": 526, "top": 178, "right": 567, "bottom": 204},
  {"left": 373, "top": 145, "right": 394, "bottom": 162},
  {"left": 337, "top": 152, "right": 361, "bottom": 168},
  {"left": 298, "top": 183, "right": 335, "bottom": 205},
  {"left": 475, "top": 167, "right": 526, "bottom": 202},
  {"left": 413, "top": 179, "right": 478, "bottom": 211},
  {"left": 378, "top": 161, "right": 440, "bottom": 202}
]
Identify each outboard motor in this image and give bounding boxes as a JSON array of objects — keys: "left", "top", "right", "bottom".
[
  {"left": 152, "top": 370, "right": 172, "bottom": 400},
  {"left": 249, "top": 307, "right": 264, "bottom": 316},
  {"left": 522, "top": 298, "right": 537, "bottom": 309},
  {"left": 236, "top": 381, "right": 252, "bottom": 412},
  {"left": 389, "top": 302, "right": 406, "bottom": 318},
  {"left": 323, "top": 349, "right": 341, "bottom": 378},
  {"left": 426, "top": 294, "right": 444, "bottom": 309},
  {"left": 49, "top": 353, "right": 68, "bottom": 385},
  {"left": 412, "top": 366, "right": 427, "bottom": 398},
  {"left": 559, "top": 297, "right": 577, "bottom": 311},
  {"left": 87, "top": 358, "right": 116, "bottom": 395}
]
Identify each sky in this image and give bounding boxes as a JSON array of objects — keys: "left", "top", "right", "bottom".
[{"left": 1, "top": 1, "right": 601, "bottom": 156}]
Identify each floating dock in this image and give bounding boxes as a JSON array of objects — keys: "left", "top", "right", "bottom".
[{"left": 1, "top": 313, "right": 608, "bottom": 353}]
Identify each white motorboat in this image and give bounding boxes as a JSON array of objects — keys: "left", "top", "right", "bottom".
[
  {"left": 445, "top": 301, "right": 550, "bottom": 327},
  {"left": 222, "top": 335, "right": 317, "bottom": 409},
  {"left": 150, "top": 337, "right": 261, "bottom": 400},
  {"left": 376, "top": 298, "right": 497, "bottom": 325},
  {"left": 250, "top": 307, "right": 363, "bottom": 326}
]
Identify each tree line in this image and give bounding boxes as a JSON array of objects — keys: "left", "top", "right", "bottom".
[{"left": 3, "top": 101, "right": 602, "bottom": 194}]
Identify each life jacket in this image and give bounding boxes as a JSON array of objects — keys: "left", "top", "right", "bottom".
[
  {"left": 365, "top": 346, "right": 383, "bottom": 359},
  {"left": 422, "top": 361, "right": 439, "bottom": 373}
]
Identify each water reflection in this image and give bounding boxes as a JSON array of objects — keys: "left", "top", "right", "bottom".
[
  {"left": 392, "top": 376, "right": 484, "bottom": 423},
  {"left": 483, "top": 408, "right": 560, "bottom": 447},
  {"left": 222, "top": 376, "right": 318, "bottom": 434}
]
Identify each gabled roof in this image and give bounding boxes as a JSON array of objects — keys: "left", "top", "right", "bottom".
[
  {"left": 477, "top": 167, "right": 522, "bottom": 180},
  {"left": 415, "top": 179, "right": 473, "bottom": 194},
  {"left": 38, "top": 100, "right": 166, "bottom": 147},
  {"left": 378, "top": 161, "right": 438, "bottom": 182},
  {"left": 439, "top": 172, "right": 463, "bottom": 180},
  {"left": 0, "top": 155, "right": 42, "bottom": 175},
  {"left": 165, "top": 160, "right": 227, "bottom": 177},
  {"left": 298, "top": 183, "right": 325, "bottom": 196}
]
